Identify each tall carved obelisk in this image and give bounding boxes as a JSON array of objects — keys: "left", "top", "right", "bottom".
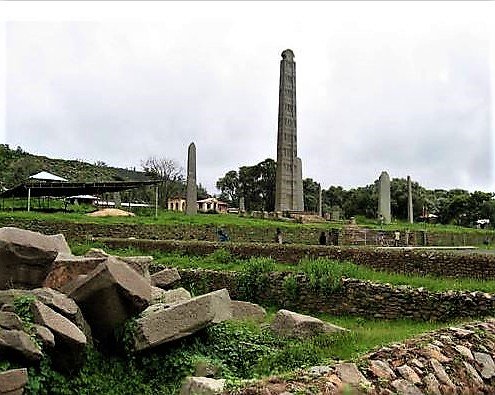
[
  {"left": 407, "top": 175, "right": 413, "bottom": 224},
  {"left": 275, "top": 49, "right": 304, "bottom": 212},
  {"left": 378, "top": 171, "right": 391, "bottom": 224},
  {"left": 186, "top": 142, "right": 197, "bottom": 215}
]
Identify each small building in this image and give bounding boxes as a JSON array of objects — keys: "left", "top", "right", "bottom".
[
  {"left": 197, "top": 197, "right": 228, "bottom": 213},
  {"left": 167, "top": 197, "right": 229, "bottom": 213},
  {"left": 168, "top": 197, "right": 186, "bottom": 212},
  {"left": 66, "top": 195, "right": 98, "bottom": 205}
]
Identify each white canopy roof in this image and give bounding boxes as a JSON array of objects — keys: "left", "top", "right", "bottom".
[{"left": 29, "top": 171, "right": 68, "bottom": 182}]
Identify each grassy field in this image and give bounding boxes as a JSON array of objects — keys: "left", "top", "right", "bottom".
[
  {"left": 1, "top": 306, "right": 457, "bottom": 394},
  {"left": 266, "top": 308, "right": 456, "bottom": 361},
  {"left": 1, "top": 208, "right": 493, "bottom": 236},
  {"left": 0, "top": 208, "right": 308, "bottom": 229},
  {"left": 71, "top": 242, "right": 495, "bottom": 293}
]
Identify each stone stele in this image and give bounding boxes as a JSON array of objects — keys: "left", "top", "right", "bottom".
[
  {"left": 186, "top": 142, "right": 197, "bottom": 215},
  {"left": 274, "top": 49, "right": 304, "bottom": 212},
  {"left": 378, "top": 171, "right": 391, "bottom": 224}
]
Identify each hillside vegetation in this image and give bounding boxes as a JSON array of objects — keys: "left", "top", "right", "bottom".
[{"left": 0, "top": 144, "right": 148, "bottom": 188}]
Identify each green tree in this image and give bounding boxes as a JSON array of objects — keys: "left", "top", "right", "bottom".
[
  {"left": 219, "top": 159, "right": 276, "bottom": 211},
  {"left": 216, "top": 170, "right": 239, "bottom": 204},
  {"left": 303, "top": 178, "right": 320, "bottom": 213}
]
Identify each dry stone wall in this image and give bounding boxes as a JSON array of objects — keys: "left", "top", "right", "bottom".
[
  {"left": 102, "top": 238, "right": 495, "bottom": 280},
  {"left": 176, "top": 269, "right": 495, "bottom": 322},
  {"left": 237, "top": 320, "right": 495, "bottom": 394},
  {"left": 0, "top": 217, "right": 492, "bottom": 246}
]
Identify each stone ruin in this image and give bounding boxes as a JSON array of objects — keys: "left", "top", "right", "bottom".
[
  {"left": 0, "top": 227, "right": 252, "bottom": 393},
  {"left": 0, "top": 227, "right": 349, "bottom": 394}
]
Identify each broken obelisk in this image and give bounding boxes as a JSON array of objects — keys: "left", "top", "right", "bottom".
[
  {"left": 275, "top": 49, "right": 304, "bottom": 212},
  {"left": 378, "top": 171, "right": 391, "bottom": 224},
  {"left": 407, "top": 175, "right": 413, "bottom": 224},
  {"left": 186, "top": 142, "right": 197, "bottom": 215}
]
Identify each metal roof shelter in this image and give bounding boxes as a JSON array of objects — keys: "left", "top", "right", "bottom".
[
  {"left": 28, "top": 171, "right": 68, "bottom": 182},
  {"left": 0, "top": 180, "right": 160, "bottom": 199},
  {"left": 0, "top": 180, "right": 161, "bottom": 214}
]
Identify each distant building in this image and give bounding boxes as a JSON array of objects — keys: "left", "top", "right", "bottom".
[
  {"left": 168, "top": 197, "right": 186, "bottom": 212},
  {"left": 197, "top": 197, "right": 228, "bottom": 213},
  {"left": 167, "top": 197, "right": 228, "bottom": 213}
]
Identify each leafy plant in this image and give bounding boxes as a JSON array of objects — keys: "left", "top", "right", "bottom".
[
  {"left": 282, "top": 274, "right": 299, "bottom": 303},
  {"left": 237, "top": 257, "right": 276, "bottom": 302}
]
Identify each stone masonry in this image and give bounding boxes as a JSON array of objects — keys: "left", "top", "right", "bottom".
[
  {"left": 186, "top": 142, "right": 197, "bottom": 215},
  {"left": 275, "top": 49, "right": 304, "bottom": 212},
  {"left": 378, "top": 171, "right": 391, "bottom": 224}
]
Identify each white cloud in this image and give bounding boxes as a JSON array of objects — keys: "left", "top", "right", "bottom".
[{"left": 1, "top": 1, "right": 493, "bottom": 193}]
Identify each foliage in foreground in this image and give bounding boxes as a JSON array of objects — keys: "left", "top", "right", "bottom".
[{"left": 0, "top": 316, "right": 451, "bottom": 395}]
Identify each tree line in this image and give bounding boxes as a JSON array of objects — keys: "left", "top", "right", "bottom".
[{"left": 216, "top": 158, "right": 495, "bottom": 227}]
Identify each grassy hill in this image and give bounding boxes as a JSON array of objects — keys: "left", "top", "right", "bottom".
[{"left": 0, "top": 144, "right": 149, "bottom": 188}]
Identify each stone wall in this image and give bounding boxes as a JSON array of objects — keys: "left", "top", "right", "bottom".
[
  {"left": 0, "top": 216, "right": 493, "bottom": 247},
  {"left": 100, "top": 238, "right": 495, "bottom": 280},
  {"left": 238, "top": 320, "right": 495, "bottom": 394},
  {"left": 176, "top": 269, "right": 495, "bottom": 322}
]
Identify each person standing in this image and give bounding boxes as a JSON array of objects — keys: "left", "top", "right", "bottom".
[{"left": 394, "top": 230, "right": 400, "bottom": 247}]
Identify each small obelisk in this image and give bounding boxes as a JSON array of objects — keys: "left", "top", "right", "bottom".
[
  {"left": 275, "top": 49, "right": 304, "bottom": 212},
  {"left": 407, "top": 175, "right": 413, "bottom": 224},
  {"left": 378, "top": 171, "right": 391, "bottom": 224},
  {"left": 186, "top": 142, "right": 197, "bottom": 215}
]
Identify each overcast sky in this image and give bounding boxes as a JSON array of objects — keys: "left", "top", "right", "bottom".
[{"left": 1, "top": 2, "right": 494, "bottom": 194}]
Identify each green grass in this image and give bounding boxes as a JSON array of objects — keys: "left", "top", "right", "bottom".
[
  {"left": 265, "top": 307, "right": 456, "bottom": 361},
  {"left": 355, "top": 215, "right": 492, "bottom": 234},
  {"left": 1, "top": 309, "right": 459, "bottom": 394},
  {"left": 2, "top": 207, "right": 493, "bottom": 235},
  {"left": 71, "top": 242, "right": 495, "bottom": 294},
  {"left": 0, "top": 208, "right": 316, "bottom": 229}
]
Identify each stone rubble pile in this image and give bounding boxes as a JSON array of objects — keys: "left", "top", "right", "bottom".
[
  {"left": 0, "top": 227, "right": 246, "bottom": 393},
  {"left": 238, "top": 320, "right": 495, "bottom": 394}
]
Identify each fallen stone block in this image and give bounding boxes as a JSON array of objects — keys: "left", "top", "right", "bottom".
[
  {"left": 68, "top": 257, "right": 151, "bottom": 341},
  {"left": 151, "top": 287, "right": 191, "bottom": 305},
  {"left": 31, "top": 287, "right": 92, "bottom": 343},
  {"left": 43, "top": 255, "right": 106, "bottom": 291},
  {"left": 84, "top": 249, "right": 152, "bottom": 279},
  {"left": 0, "top": 290, "right": 25, "bottom": 309},
  {"left": 0, "top": 312, "right": 24, "bottom": 331},
  {"left": 230, "top": 300, "right": 266, "bottom": 323},
  {"left": 150, "top": 268, "right": 181, "bottom": 289},
  {"left": 31, "top": 300, "right": 86, "bottom": 368},
  {"left": 83, "top": 248, "right": 109, "bottom": 258},
  {"left": 0, "top": 368, "right": 28, "bottom": 395},
  {"left": 33, "top": 325, "right": 55, "bottom": 348},
  {"left": 48, "top": 234, "right": 72, "bottom": 257},
  {"left": 270, "top": 309, "right": 348, "bottom": 338},
  {"left": 0, "top": 328, "right": 43, "bottom": 362},
  {"left": 180, "top": 377, "right": 225, "bottom": 395},
  {"left": 0, "top": 227, "right": 61, "bottom": 289},
  {"left": 118, "top": 256, "right": 152, "bottom": 281},
  {"left": 134, "top": 289, "right": 231, "bottom": 351}
]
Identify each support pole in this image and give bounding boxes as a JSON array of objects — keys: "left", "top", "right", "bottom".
[
  {"left": 155, "top": 186, "right": 158, "bottom": 218},
  {"left": 318, "top": 184, "right": 322, "bottom": 217},
  {"left": 27, "top": 188, "right": 31, "bottom": 212}
]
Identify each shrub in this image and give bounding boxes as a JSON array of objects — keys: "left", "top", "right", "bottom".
[
  {"left": 236, "top": 257, "right": 276, "bottom": 302},
  {"left": 282, "top": 274, "right": 299, "bottom": 304}
]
